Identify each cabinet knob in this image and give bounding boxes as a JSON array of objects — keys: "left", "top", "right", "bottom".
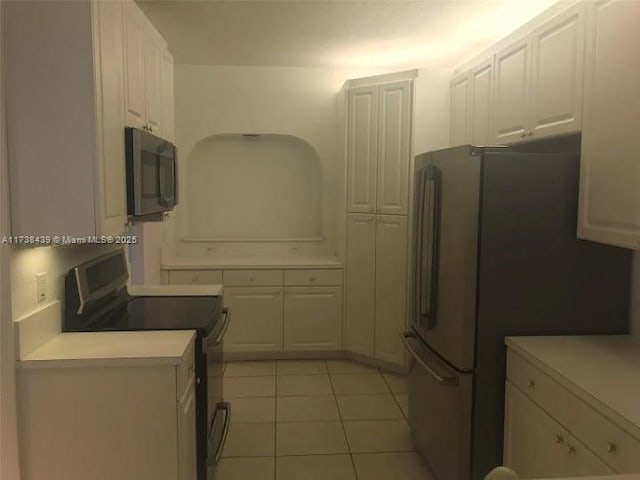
[
  {"left": 554, "top": 433, "right": 564, "bottom": 444},
  {"left": 364, "top": 216, "right": 374, "bottom": 222},
  {"left": 566, "top": 444, "right": 576, "bottom": 455},
  {"left": 192, "top": 275, "right": 199, "bottom": 282},
  {"left": 196, "top": 377, "right": 201, "bottom": 385},
  {"left": 527, "top": 379, "right": 535, "bottom": 389},
  {"left": 249, "top": 276, "right": 256, "bottom": 282},
  {"left": 607, "top": 442, "right": 617, "bottom": 453},
  {"left": 310, "top": 276, "right": 316, "bottom": 282}
]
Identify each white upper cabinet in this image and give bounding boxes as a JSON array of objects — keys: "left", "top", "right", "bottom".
[
  {"left": 470, "top": 59, "right": 493, "bottom": 145},
  {"left": 123, "top": 1, "right": 146, "bottom": 130},
  {"left": 161, "top": 51, "right": 176, "bottom": 143},
  {"left": 4, "top": 0, "right": 128, "bottom": 237},
  {"left": 454, "top": 2, "right": 586, "bottom": 145},
  {"left": 377, "top": 80, "right": 412, "bottom": 215},
  {"left": 123, "top": 1, "right": 170, "bottom": 137},
  {"left": 578, "top": 0, "right": 640, "bottom": 249},
  {"left": 347, "top": 86, "right": 379, "bottom": 213},
  {"left": 493, "top": 37, "right": 531, "bottom": 143},
  {"left": 450, "top": 70, "right": 472, "bottom": 146},
  {"left": 347, "top": 80, "right": 413, "bottom": 215},
  {"left": 530, "top": 3, "right": 585, "bottom": 138}
]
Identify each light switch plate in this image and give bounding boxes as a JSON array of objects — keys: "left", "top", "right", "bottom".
[{"left": 36, "top": 272, "right": 48, "bottom": 304}]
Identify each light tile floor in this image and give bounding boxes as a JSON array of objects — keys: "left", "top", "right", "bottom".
[{"left": 216, "top": 359, "right": 434, "bottom": 480}]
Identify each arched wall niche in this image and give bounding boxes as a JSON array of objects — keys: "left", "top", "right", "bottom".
[{"left": 185, "top": 133, "right": 323, "bottom": 241}]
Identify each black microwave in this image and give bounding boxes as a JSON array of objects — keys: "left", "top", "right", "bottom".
[{"left": 125, "top": 127, "right": 178, "bottom": 220}]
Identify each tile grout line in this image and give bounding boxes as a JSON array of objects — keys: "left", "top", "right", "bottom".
[{"left": 327, "top": 359, "right": 360, "bottom": 480}]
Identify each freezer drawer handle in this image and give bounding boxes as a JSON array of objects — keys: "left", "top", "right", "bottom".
[{"left": 401, "top": 332, "right": 458, "bottom": 386}]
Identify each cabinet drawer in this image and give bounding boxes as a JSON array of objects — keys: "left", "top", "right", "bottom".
[
  {"left": 223, "top": 269, "right": 283, "bottom": 286},
  {"left": 507, "top": 350, "right": 570, "bottom": 426},
  {"left": 168, "top": 269, "right": 222, "bottom": 285},
  {"left": 568, "top": 396, "right": 640, "bottom": 473},
  {"left": 284, "top": 269, "right": 343, "bottom": 286},
  {"left": 177, "top": 337, "right": 196, "bottom": 399}
]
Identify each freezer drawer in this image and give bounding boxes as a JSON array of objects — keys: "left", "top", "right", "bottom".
[{"left": 403, "top": 331, "right": 473, "bottom": 480}]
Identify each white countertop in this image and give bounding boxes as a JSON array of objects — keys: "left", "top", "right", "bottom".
[
  {"left": 506, "top": 335, "right": 640, "bottom": 440},
  {"left": 19, "top": 330, "right": 195, "bottom": 369},
  {"left": 161, "top": 255, "right": 343, "bottom": 270}
]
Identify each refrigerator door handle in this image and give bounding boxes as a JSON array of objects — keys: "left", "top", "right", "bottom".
[{"left": 401, "top": 331, "right": 459, "bottom": 386}]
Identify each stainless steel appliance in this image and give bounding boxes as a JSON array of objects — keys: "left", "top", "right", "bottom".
[
  {"left": 404, "top": 137, "right": 631, "bottom": 480},
  {"left": 64, "top": 249, "right": 229, "bottom": 480},
  {"left": 125, "top": 127, "right": 178, "bottom": 220}
]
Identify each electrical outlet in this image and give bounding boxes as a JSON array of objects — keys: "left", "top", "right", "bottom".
[{"left": 36, "top": 272, "right": 48, "bottom": 304}]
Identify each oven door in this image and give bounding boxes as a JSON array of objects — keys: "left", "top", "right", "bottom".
[{"left": 206, "top": 308, "right": 231, "bottom": 479}]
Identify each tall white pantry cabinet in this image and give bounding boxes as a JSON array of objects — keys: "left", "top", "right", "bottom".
[{"left": 344, "top": 75, "right": 413, "bottom": 367}]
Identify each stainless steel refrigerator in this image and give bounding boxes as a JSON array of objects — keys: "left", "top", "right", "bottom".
[{"left": 402, "top": 138, "right": 631, "bottom": 480}]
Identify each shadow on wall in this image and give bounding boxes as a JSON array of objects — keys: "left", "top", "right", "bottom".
[{"left": 186, "top": 133, "right": 323, "bottom": 240}]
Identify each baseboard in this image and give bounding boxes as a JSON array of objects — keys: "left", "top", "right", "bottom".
[{"left": 223, "top": 349, "right": 409, "bottom": 375}]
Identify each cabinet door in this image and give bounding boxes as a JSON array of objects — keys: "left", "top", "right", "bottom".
[
  {"left": 493, "top": 37, "right": 531, "bottom": 143},
  {"left": 347, "top": 86, "right": 378, "bottom": 214},
  {"left": 504, "top": 382, "right": 569, "bottom": 478},
  {"left": 123, "top": 2, "right": 146, "bottom": 129},
  {"left": 470, "top": 60, "right": 492, "bottom": 145},
  {"left": 144, "top": 28, "right": 164, "bottom": 135},
  {"left": 566, "top": 436, "right": 615, "bottom": 477},
  {"left": 223, "top": 287, "right": 283, "bottom": 353},
  {"left": 377, "top": 80, "right": 412, "bottom": 215},
  {"left": 177, "top": 384, "right": 196, "bottom": 480},
  {"left": 450, "top": 70, "right": 471, "bottom": 147},
  {"left": 374, "top": 215, "right": 408, "bottom": 366},
  {"left": 530, "top": 3, "right": 585, "bottom": 138},
  {"left": 578, "top": 0, "right": 640, "bottom": 249},
  {"left": 161, "top": 50, "right": 175, "bottom": 143},
  {"left": 345, "top": 214, "right": 376, "bottom": 357},
  {"left": 283, "top": 287, "right": 343, "bottom": 351},
  {"left": 94, "top": 0, "right": 127, "bottom": 236}
]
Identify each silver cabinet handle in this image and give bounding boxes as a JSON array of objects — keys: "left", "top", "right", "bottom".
[
  {"left": 607, "top": 442, "right": 617, "bottom": 453},
  {"left": 566, "top": 444, "right": 576, "bottom": 455},
  {"left": 527, "top": 379, "right": 535, "bottom": 389},
  {"left": 554, "top": 433, "right": 564, "bottom": 444}
]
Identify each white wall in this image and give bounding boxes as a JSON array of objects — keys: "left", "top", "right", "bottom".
[
  {"left": 10, "top": 245, "right": 119, "bottom": 321},
  {"left": 0, "top": 0, "right": 20, "bottom": 474},
  {"left": 168, "top": 64, "right": 392, "bottom": 259}
]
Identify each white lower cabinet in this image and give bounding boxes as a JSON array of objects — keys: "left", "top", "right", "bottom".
[
  {"left": 18, "top": 338, "right": 196, "bottom": 480},
  {"left": 222, "top": 287, "right": 284, "bottom": 353},
  {"left": 374, "top": 215, "right": 408, "bottom": 365},
  {"left": 283, "top": 287, "right": 343, "bottom": 351},
  {"left": 504, "top": 347, "right": 637, "bottom": 478},
  {"left": 345, "top": 214, "right": 376, "bottom": 357},
  {"left": 504, "top": 382, "right": 613, "bottom": 478},
  {"left": 345, "top": 214, "right": 408, "bottom": 367},
  {"left": 177, "top": 381, "right": 197, "bottom": 480}
]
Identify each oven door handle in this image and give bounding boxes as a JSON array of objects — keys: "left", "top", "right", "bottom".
[
  {"left": 209, "top": 402, "right": 231, "bottom": 465},
  {"left": 204, "top": 308, "right": 231, "bottom": 352}
]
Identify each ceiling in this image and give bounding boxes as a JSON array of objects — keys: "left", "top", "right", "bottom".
[{"left": 137, "top": 0, "right": 561, "bottom": 69}]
